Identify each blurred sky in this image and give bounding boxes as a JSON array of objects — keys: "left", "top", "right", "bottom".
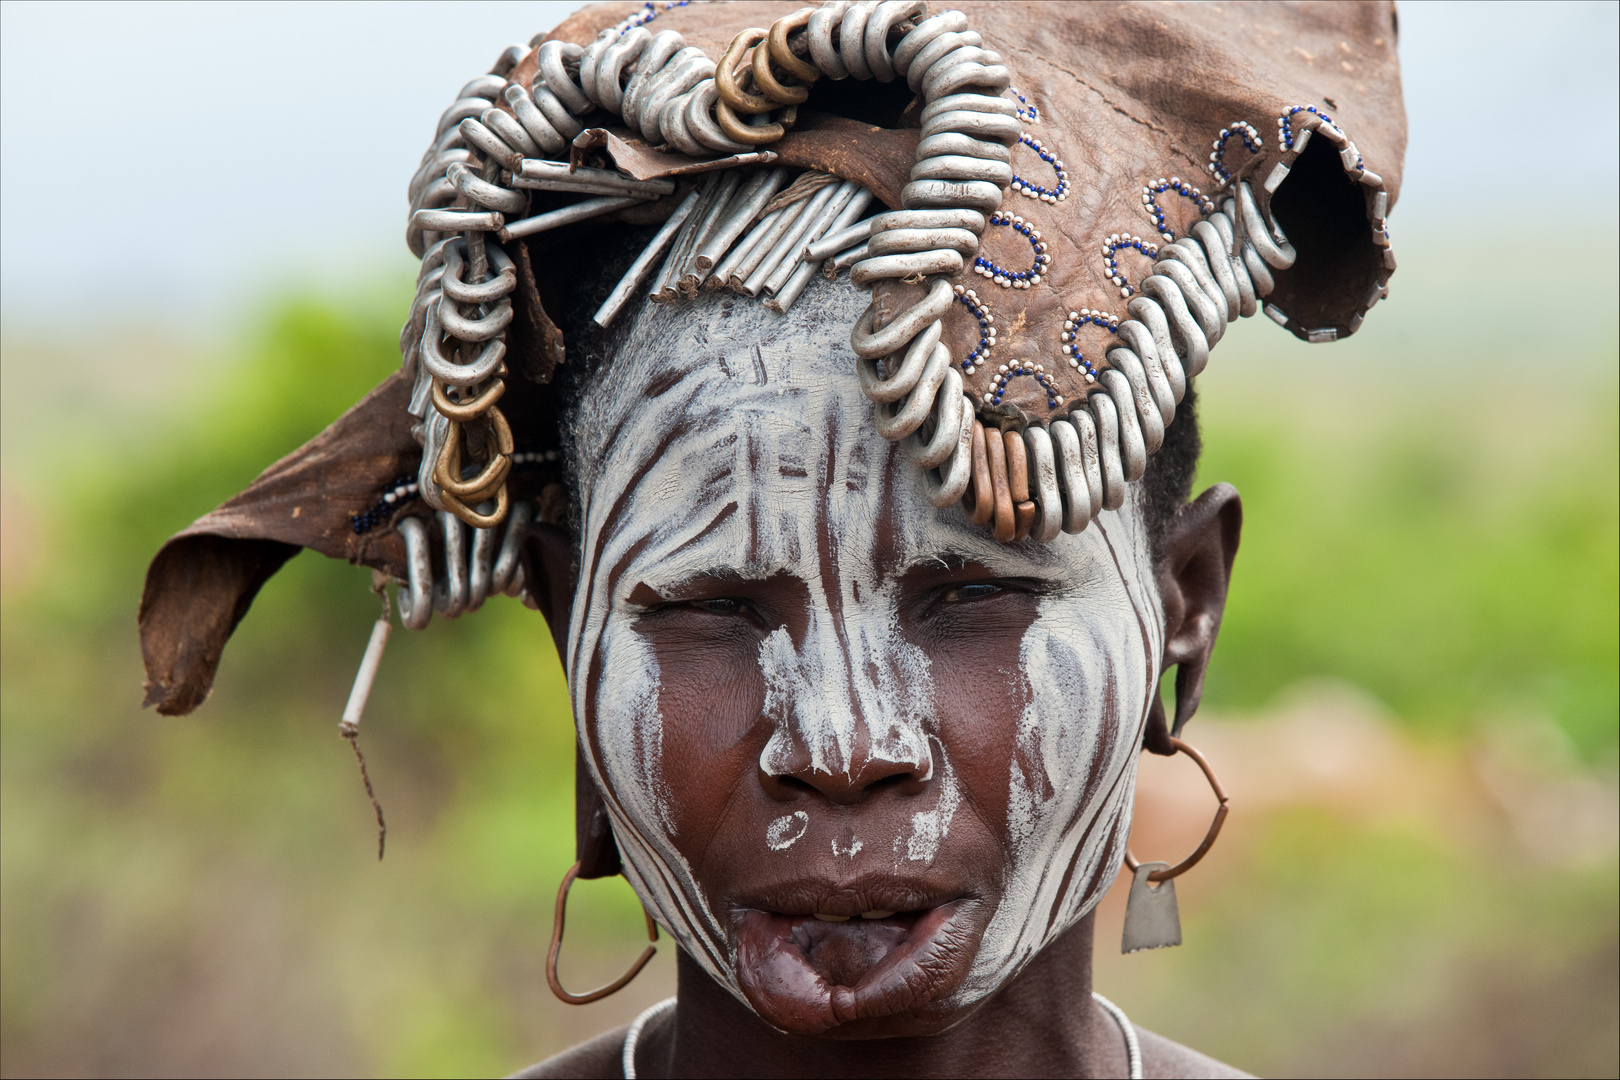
[{"left": 1, "top": 0, "right": 1616, "bottom": 330}]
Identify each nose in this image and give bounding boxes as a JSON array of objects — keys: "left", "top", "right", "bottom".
[{"left": 761, "top": 720, "right": 934, "bottom": 805}]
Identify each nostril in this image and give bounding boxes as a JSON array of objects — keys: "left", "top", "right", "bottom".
[
  {"left": 768, "top": 773, "right": 819, "bottom": 797},
  {"left": 863, "top": 772, "right": 917, "bottom": 797}
]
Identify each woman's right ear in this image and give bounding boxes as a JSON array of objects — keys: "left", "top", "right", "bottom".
[{"left": 520, "top": 520, "right": 576, "bottom": 665}]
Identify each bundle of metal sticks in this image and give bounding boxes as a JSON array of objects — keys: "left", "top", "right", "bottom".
[{"left": 593, "top": 167, "right": 878, "bottom": 327}]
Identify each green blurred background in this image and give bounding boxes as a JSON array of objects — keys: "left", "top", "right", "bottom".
[{"left": 1, "top": 2, "right": 1616, "bottom": 1078}]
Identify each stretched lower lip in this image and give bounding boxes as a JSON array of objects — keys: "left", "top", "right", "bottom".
[{"left": 733, "top": 900, "right": 977, "bottom": 1035}]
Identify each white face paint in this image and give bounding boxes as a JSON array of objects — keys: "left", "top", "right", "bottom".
[{"left": 564, "top": 276, "right": 1163, "bottom": 1019}]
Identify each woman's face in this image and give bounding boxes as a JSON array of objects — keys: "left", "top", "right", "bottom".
[{"left": 563, "top": 279, "right": 1162, "bottom": 1038}]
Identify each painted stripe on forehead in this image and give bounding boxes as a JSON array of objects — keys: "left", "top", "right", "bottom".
[{"left": 569, "top": 383, "right": 705, "bottom": 675}]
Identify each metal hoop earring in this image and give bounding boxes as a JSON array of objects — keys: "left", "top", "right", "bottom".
[
  {"left": 1121, "top": 736, "right": 1230, "bottom": 953},
  {"left": 546, "top": 860, "right": 660, "bottom": 1005},
  {"left": 1124, "top": 736, "right": 1230, "bottom": 881}
]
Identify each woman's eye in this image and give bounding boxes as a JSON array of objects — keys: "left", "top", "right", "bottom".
[
  {"left": 944, "top": 583, "right": 1002, "bottom": 603},
  {"left": 691, "top": 597, "right": 745, "bottom": 614}
]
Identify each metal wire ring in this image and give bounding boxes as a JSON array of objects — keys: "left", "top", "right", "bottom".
[
  {"left": 767, "top": 8, "right": 820, "bottom": 84},
  {"left": 920, "top": 393, "right": 976, "bottom": 508},
  {"left": 752, "top": 31, "right": 811, "bottom": 105},
  {"left": 432, "top": 409, "right": 514, "bottom": 501},
  {"left": 637, "top": 51, "right": 714, "bottom": 142},
  {"left": 873, "top": 340, "right": 949, "bottom": 440},
  {"left": 849, "top": 277, "right": 956, "bottom": 358},
  {"left": 627, "top": 44, "right": 700, "bottom": 131},
  {"left": 438, "top": 294, "right": 512, "bottom": 342},
  {"left": 439, "top": 483, "right": 510, "bottom": 531},
  {"left": 594, "top": 25, "right": 651, "bottom": 114},
  {"left": 440, "top": 238, "right": 517, "bottom": 304},
  {"left": 577, "top": 29, "right": 615, "bottom": 106},
  {"left": 420, "top": 302, "right": 507, "bottom": 386},
  {"left": 660, "top": 86, "right": 709, "bottom": 156},
  {"left": 716, "top": 28, "right": 777, "bottom": 115},
  {"left": 806, "top": 1, "right": 852, "bottom": 79},
  {"left": 906, "top": 365, "right": 965, "bottom": 468},
  {"left": 395, "top": 516, "right": 434, "bottom": 630},
  {"left": 621, "top": 30, "right": 686, "bottom": 128},
  {"left": 864, "top": 0, "right": 925, "bottom": 83},
  {"left": 1124, "top": 737, "right": 1231, "bottom": 883},
  {"left": 685, "top": 80, "right": 753, "bottom": 153},
  {"left": 547, "top": 862, "right": 659, "bottom": 1005},
  {"left": 857, "top": 317, "right": 941, "bottom": 403},
  {"left": 715, "top": 98, "right": 789, "bottom": 145},
  {"left": 893, "top": 9, "right": 968, "bottom": 75},
  {"left": 431, "top": 377, "right": 506, "bottom": 421},
  {"left": 838, "top": 1, "right": 877, "bottom": 81}
]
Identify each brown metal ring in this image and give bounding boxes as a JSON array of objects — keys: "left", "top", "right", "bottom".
[
  {"left": 431, "top": 376, "right": 505, "bottom": 422},
  {"left": 985, "top": 426, "right": 1015, "bottom": 542},
  {"left": 1013, "top": 501, "right": 1036, "bottom": 542},
  {"left": 716, "top": 27, "right": 777, "bottom": 115},
  {"left": 715, "top": 97, "right": 786, "bottom": 144},
  {"left": 430, "top": 417, "right": 511, "bottom": 501},
  {"left": 1003, "top": 428, "right": 1030, "bottom": 504},
  {"left": 752, "top": 33, "right": 810, "bottom": 105},
  {"left": 440, "top": 483, "right": 510, "bottom": 529},
  {"left": 965, "top": 420, "right": 993, "bottom": 527},
  {"left": 433, "top": 408, "right": 514, "bottom": 500},
  {"left": 767, "top": 9, "right": 821, "bottom": 84},
  {"left": 546, "top": 861, "right": 660, "bottom": 1005},
  {"left": 434, "top": 437, "right": 511, "bottom": 502},
  {"left": 1124, "top": 736, "right": 1231, "bottom": 883}
]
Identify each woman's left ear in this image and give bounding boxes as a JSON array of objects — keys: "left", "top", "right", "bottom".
[{"left": 1143, "top": 483, "right": 1243, "bottom": 755}]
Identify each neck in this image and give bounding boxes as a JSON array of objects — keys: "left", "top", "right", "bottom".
[{"left": 644, "top": 913, "right": 1127, "bottom": 1079}]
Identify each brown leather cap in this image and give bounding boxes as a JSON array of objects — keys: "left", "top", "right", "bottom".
[{"left": 140, "top": 0, "right": 1404, "bottom": 715}]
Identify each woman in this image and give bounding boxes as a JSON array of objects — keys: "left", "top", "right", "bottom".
[{"left": 140, "top": 2, "right": 1404, "bottom": 1075}]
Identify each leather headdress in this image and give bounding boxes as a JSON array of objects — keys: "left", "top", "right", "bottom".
[{"left": 140, "top": 0, "right": 1405, "bottom": 725}]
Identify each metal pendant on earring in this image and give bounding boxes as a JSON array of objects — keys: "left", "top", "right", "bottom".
[
  {"left": 1122, "top": 860, "right": 1181, "bottom": 953},
  {"left": 1120, "top": 736, "right": 1230, "bottom": 954}
]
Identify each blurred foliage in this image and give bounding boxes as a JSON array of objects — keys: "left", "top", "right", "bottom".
[
  {"left": 1, "top": 230, "right": 1616, "bottom": 1077},
  {"left": 1197, "top": 328, "right": 1619, "bottom": 761}
]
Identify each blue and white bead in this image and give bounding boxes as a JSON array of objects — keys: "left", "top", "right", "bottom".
[
  {"left": 1100, "top": 232, "right": 1159, "bottom": 298},
  {"left": 510, "top": 450, "right": 562, "bottom": 465},
  {"left": 619, "top": 0, "right": 690, "bottom": 34},
  {"left": 1011, "top": 87, "right": 1039, "bottom": 123},
  {"left": 953, "top": 285, "right": 996, "bottom": 375},
  {"left": 1059, "top": 307, "right": 1118, "bottom": 384},
  {"left": 352, "top": 475, "right": 422, "bottom": 534},
  {"left": 975, "top": 212, "right": 1050, "bottom": 289},
  {"left": 1207, "top": 121, "right": 1262, "bottom": 187},
  {"left": 986, "top": 360, "right": 1063, "bottom": 410},
  {"left": 1140, "top": 176, "right": 1215, "bottom": 240},
  {"left": 1010, "top": 134, "right": 1069, "bottom": 203},
  {"left": 1278, "top": 104, "right": 1362, "bottom": 171},
  {"left": 1278, "top": 104, "right": 1331, "bottom": 151}
]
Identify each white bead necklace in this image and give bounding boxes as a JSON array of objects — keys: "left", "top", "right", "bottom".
[{"left": 620, "top": 991, "right": 1142, "bottom": 1079}]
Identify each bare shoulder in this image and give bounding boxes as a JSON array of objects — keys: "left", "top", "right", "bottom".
[
  {"left": 1138, "top": 1025, "right": 1254, "bottom": 1079},
  {"left": 506, "top": 1025, "right": 628, "bottom": 1079}
]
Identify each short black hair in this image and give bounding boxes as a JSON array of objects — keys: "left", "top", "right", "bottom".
[{"left": 541, "top": 221, "right": 1202, "bottom": 565}]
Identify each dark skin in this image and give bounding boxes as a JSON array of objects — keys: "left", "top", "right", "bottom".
[{"left": 518, "top": 483, "right": 1245, "bottom": 1079}]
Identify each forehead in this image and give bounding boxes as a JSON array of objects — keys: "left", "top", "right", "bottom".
[{"left": 569, "top": 278, "right": 1122, "bottom": 589}]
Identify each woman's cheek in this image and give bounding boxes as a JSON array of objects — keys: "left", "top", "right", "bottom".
[
  {"left": 643, "top": 623, "right": 770, "bottom": 844},
  {"left": 911, "top": 592, "right": 1043, "bottom": 843}
]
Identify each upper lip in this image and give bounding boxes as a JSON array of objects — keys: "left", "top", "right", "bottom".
[{"left": 731, "top": 873, "right": 971, "bottom": 921}]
